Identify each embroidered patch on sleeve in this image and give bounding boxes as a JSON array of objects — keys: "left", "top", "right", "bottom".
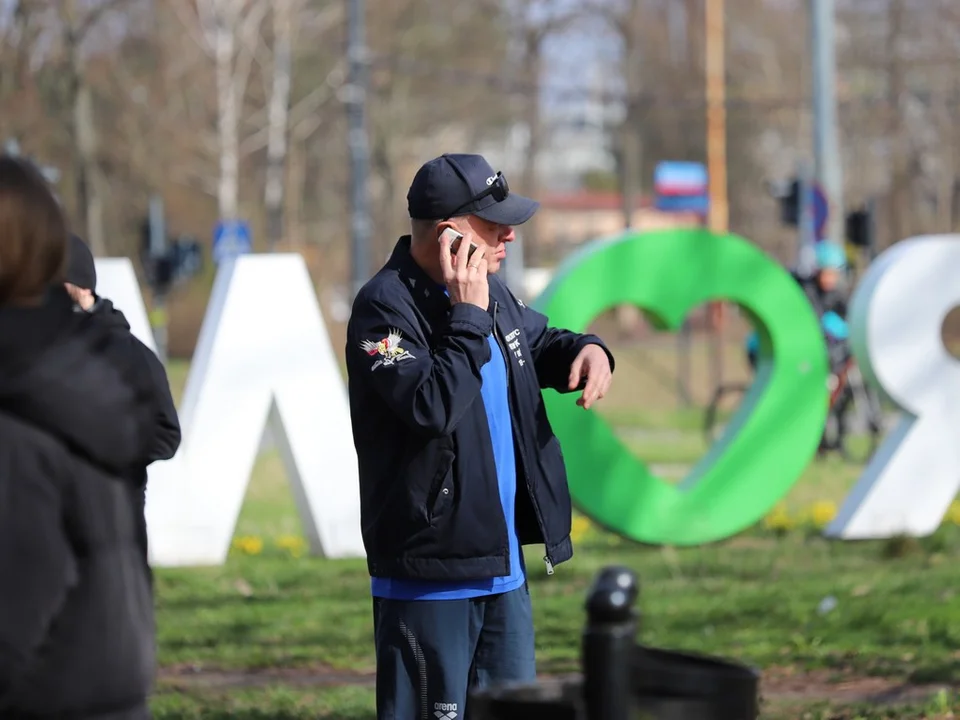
[{"left": 359, "top": 328, "right": 416, "bottom": 371}]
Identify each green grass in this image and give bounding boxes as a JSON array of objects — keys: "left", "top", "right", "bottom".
[
  {"left": 151, "top": 685, "right": 960, "bottom": 720},
  {"left": 157, "top": 488, "right": 960, "bottom": 677},
  {"left": 153, "top": 685, "right": 376, "bottom": 720},
  {"left": 153, "top": 348, "right": 960, "bottom": 717},
  {"left": 153, "top": 444, "right": 960, "bottom": 717}
]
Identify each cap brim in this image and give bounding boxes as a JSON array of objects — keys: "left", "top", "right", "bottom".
[{"left": 474, "top": 193, "right": 540, "bottom": 226}]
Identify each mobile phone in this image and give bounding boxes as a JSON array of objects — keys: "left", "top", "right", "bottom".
[{"left": 440, "top": 227, "right": 478, "bottom": 260}]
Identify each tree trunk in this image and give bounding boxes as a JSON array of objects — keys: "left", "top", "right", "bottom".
[
  {"left": 285, "top": 136, "right": 306, "bottom": 247},
  {"left": 519, "top": 30, "right": 542, "bottom": 254},
  {"left": 64, "top": 0, "right": 106, "bottom": 255},
  {"left": 885, "top": 0, "right": 908, "bottom": 245},
  {"left": 73, "top": 82, "right": 106, "bottom": 255},
  {"left": 935, "top": 70, "right": 954, "bottom": 232},
  {"left": 618, "top": 0, "right": 644, "bottom": 230},
  {"left": 264, "top": 0, "right": 293, "bottom": 250},
  {"left": 215, "top": 15, "right": 239, "bottom": 220}
]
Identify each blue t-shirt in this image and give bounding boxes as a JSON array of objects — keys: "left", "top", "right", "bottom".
[{"left": 371, "top": 333, "right": 526, "bottom": 600}]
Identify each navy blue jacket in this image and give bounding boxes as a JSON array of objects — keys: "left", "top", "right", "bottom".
[{"left": 346, "top": 237, "right": 614, "bottom": 582}]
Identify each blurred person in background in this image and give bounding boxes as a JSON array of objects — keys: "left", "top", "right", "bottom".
[
  {"left": 794, "top": 242, "right": 849, "bottom": 320},
  {"left": 346, "top": 153, "right": 615, "bottom": 719},
  {"left": 0, "top": 155, "right": 162, "bottom": 719},
  {"left": 747, "top": 242, "right": 850, "bottom": 372},
  {"left": 63, "top": 232, "right": 181, "bottom": 563}
]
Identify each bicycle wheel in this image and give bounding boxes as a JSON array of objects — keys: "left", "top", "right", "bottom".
[
  {"left": 837, "top": 381, "right": 883, "bottom": 464},
  {"left": 703, "top": 383, "right": 750, "bottom": 444}
]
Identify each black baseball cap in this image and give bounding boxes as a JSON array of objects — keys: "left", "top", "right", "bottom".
[
  {"left": 65, "top": 233, "right": 97, "bottom": 292},
  {"left": 406, "top": 153, "right": 539, "bottom": 226}
]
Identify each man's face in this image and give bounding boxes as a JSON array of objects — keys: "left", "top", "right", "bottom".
[
  {"left": 64, "top": 282, "right": 95, "bottom": 310},
  {"left": 457, "top": 215, "right": 516, "bottom": 274},
  {"left": 818, "top": 268, "right": 839, "bottom": 292}
]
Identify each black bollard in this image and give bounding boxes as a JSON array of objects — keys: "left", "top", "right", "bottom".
[
  {"left": 470, "top": 565, "right": 760, "bottom": 720},
  {"left": 631, "top": 645, "right": 760, "bottom": 720},
  {"left": 467, "top": 678, "right": 582, "bottom": 720},
  {"left": 582, "top": 566, "right": 639, "bottom": 720}
]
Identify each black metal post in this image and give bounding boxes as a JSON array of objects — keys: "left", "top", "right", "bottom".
[
  {"left": 582, "top": 566, "right": 639, "bottom": 720},
  {"left": 346, "top": 0, "right": 371, "bottom": 302}
]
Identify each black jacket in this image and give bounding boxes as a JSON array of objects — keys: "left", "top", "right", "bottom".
[
  {"left": 87, "top": 297, "right": 180, "bottom": 468},
  {"left": 791, "top": 271, "right": 848, "bottom": 319},
  {"left": 346, "top": 237, "right": 614, "bottom": 581},
  {"left": 0, "top": 287, "right": 172, "bottom": 719},
  {"left": 86, "top": 297, "right": 181, "bottom": 562}
]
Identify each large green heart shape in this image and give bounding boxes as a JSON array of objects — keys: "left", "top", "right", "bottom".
[{"left": 534, "top": 228, "right": 828, "bottom": 545}]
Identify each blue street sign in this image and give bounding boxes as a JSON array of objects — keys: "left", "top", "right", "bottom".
[
  {"left": 655, "top": 194, "right": 710, "bottom": 214},
  {"left": 654, "top": 161, "right": 709, "bottom": 215},
  {"left": 212, "top": 219, "right": 252, "bottom": 265},
  {"left": 811, "top": 184, "right": 829, "bottom": 241}
]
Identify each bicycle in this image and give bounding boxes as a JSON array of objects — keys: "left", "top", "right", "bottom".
[
  {"left": 703, "top": 380, "right": 751, "bottom": 445},
  {"left": 703, "top": 337, "right": 884, "bottom": 464},
  {"left": 818, "top": 351, "right": 884, "bottom": 463}
]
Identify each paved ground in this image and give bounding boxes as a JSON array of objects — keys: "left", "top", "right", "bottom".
[{"left": 158, "top": 664, "right": 957, "bottom": 707}]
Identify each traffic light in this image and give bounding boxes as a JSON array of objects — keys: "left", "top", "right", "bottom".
[
  {"left": 153, "top": 255, "right": 174, "bottom": 292},
  {"left": 846, "top": 208, "right": 870, "bottom": 247},
  {"left": 778, "top": 179, "right": 801, "bottom": 227},
  {"left": 139, "top": 217, "right": 152, "bottom": 255}
]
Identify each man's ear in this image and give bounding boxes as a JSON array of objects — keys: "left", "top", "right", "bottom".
[{"left": 435, "top": 220, "right": 458, "bottom": 240}]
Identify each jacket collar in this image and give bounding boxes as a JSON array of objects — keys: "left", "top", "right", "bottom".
[
  {"left": 386, "top": 236, "right": 508, "bottom": 324},
  {"left": 387, "top": 235, "right": 453, "bottom": 318}
]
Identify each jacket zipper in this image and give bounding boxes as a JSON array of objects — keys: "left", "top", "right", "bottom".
[{"left": 493, "top": 301, "right": 555, "bottom": 576}]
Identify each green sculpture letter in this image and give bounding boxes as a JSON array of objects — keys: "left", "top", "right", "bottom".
[{"left": 535, "top": 228, "right": 828, "bottom": 545}]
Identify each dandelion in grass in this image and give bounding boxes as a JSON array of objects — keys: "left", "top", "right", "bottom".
[
  {"left": 762, "top": 503, "right": 794, "bottom": 535},
  {"left": 809, "top": 500, "right": 838, "bottom": 529},
  {"left": 276, "top": 535, "right": 307, "bottom": 558},
  {"left": 232, "top": 536, "right": 264, "bottom": 555},
  {"left": 570, "top": 515, "right": 592, "bottom": 543}
]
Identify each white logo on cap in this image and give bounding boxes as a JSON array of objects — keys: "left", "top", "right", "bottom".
[{"left": 486, "top": 175, "right": 497, "bottom": 186}]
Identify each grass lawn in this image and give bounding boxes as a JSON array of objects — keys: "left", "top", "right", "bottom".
[{"left": 153, "top": 343, "right": 960, "bottom": 718}]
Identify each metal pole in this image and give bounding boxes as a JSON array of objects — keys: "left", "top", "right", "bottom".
[
  {"left": 796, "top": 160, "right": 817, "bottom": 277},
  {"left": 582, "top": 567, "right": 639, "bottom": 720},
  {"left": 148, "top": 194, "right": 169, "bottom": 364},
  {"left": 810, "top": 0, "right": 844, "bottom": 246},
  {"left": 347, "top": 0, "right": 371, "bottom": 302},
  {"left": 705, "top": 0, "right": 729, "bottom": 235},
  {"left": 865, "top": 196, "right": 878, "bottom": 262},
  {"left": 705, "top": 0, "right": 727, "bottom": 398}
]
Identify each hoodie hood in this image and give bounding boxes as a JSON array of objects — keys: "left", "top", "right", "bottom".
[{"left": 0, "top": 286, "right": 158, "bottom": 472}]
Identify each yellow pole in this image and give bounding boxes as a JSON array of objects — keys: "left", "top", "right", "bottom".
[
  {"left": 705, "top": 0, "right": 728, "bottom": 234},
  {"left": 705, "top": 0, "right": 727, "bottom": 389}
]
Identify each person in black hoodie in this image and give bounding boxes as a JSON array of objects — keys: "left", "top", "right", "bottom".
[
  {"left": 62, "top": 232, "right": 181, "bottom": 561},
  {"left": 0, "top": 155, "right": 165, "bottom": 719}
]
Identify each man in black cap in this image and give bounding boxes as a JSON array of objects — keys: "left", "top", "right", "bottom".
[
  {"left": 64, "top": 233, "right": 181, "bottom": 561},
  {"left": 346, "top": 153, "right": 615, "bottom": 719},
  {"left": 64, "top": 233, "right": 99, "bottom": 311}
]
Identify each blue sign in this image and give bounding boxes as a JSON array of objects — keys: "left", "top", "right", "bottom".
[
  {"left": 654, "top": 161, "right": 709, "bottom": 215},
  {"left": 213, "top": 220, "right": 252, "bottom": 265},
  {"left": 655, "top": 194, "right": 710, "bottom": 214},
  {"left": 811, "top": 184, "right": 829, "bottom": 241}
]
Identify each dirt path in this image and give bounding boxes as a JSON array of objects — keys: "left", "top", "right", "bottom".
[{"left": 158, "top": 664, "right": 957, "bottom": 706}]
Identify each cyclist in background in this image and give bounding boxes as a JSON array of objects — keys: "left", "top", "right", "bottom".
[
  {"left": 794, "top": 242, "right": 848, "bottom": 320},
  {"left": 746, "top": 242, "right": 850, "bottom": 372}
]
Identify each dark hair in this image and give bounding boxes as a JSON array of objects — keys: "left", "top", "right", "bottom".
[{"left": 0, "top": 155, "right": 67, "bottom": 305}]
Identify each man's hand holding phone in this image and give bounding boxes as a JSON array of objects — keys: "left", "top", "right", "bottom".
[{"left": 439, "top": 228, "right": 489, "bottom": 311}]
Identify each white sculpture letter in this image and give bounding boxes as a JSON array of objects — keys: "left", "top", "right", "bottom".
[
  {"left": 826, "top": 235, "right": 960, "bottom": 539},
  {"left": 95, "top": 255, "right": 364, "bottom": 566}
]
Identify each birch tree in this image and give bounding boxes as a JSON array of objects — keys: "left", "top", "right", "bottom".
[
  {"left": 494, "top": 0, "right": 582, "bottom": 249},
  {"left": 263, "top": 0, "right": 295, "bottom": 249},
  {"left": 260, "top": 0, "right": 341, "bottom": 249},
  {"left": 173, "top": 0, "right": 269, "bottom": 221},
  {"left": 58, "top": 0, "right": 132, "bottom": 255}
]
